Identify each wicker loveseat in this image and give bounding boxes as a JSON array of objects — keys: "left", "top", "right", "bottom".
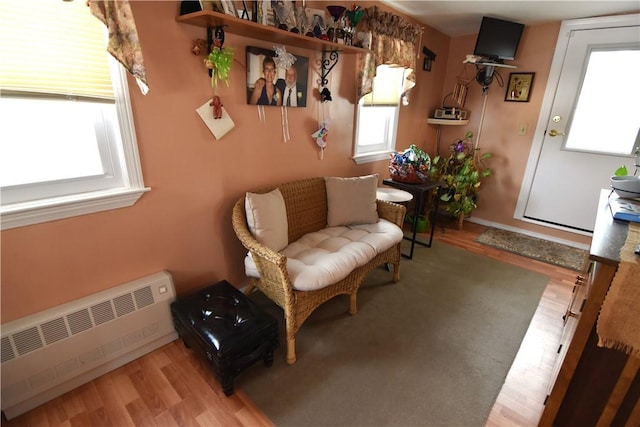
[{"left": 231, "top": 175, "right": 405, "bottom": 364}]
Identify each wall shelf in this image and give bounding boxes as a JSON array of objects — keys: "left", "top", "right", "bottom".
[
  {"left": 176, "top": 11, "right": 369, "bottom": 55},
  {"left": 427, "top": 118, "right": 469, "bottom": 126}
]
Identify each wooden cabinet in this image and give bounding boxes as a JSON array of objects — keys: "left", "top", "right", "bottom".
[
  {"left": 546, "top": 266, "right": 590, "bottom": 402},
  {"left": 539, "top": 191, "right": 640, "bottom": 427}
]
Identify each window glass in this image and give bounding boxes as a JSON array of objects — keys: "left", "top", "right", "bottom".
[{"left": 565, "top": 49, "right": 640, "bottom": 155}]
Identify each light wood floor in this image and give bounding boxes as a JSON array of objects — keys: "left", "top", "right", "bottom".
[{"left": 2, "top": 218, "right": 580, "bottom": 427}]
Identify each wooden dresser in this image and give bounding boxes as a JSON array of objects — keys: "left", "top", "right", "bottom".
[{"left": 539, "top": 190, "right": 640, "bottom": 426}]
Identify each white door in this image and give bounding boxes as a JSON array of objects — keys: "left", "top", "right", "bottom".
[{"left": 520, "top": 15, "right": 640, "bottom": 233}]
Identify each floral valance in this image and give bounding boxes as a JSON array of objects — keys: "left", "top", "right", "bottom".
[
  {"left": 89, "top": 0, "right": 149, "bottom": 94},
  {"left": 357, "top": 6, "right": 422, "bottom": 101}
]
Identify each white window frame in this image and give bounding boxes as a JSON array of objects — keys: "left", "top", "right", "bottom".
[
  {"left": 352, "top": 65, "right": 406, "bottom": 164},
  {"left": 0, "top": 62, "right": 149, "bottom": 230},
  {"left": 352, "top": 102, "right": 400, "bottom": 164}
]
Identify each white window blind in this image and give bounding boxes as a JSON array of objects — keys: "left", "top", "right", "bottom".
[
  {"left": 0, "top": 0, "right": 113, "bottom": 100},
  {"left": 361, "top": 65, "right": 413, "bottom": 106}
]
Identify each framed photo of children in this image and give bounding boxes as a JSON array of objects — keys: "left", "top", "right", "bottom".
[
  {"left": 505, "top": 72, "right": 535, "bottom": 102},
  {"left": 246, "top": 46, "right": 309, "bottom": 107}
]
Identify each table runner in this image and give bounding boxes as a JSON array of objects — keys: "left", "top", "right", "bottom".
[{"left": 597, "top": 222, "right": 640, "bottom": 358}]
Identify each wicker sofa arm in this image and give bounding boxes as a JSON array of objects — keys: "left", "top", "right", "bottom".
[{"left": 376, "top": 199, "right": 406, "bottom": 228}]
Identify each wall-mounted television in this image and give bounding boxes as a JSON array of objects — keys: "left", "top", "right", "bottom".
[{"left": 473, "top": 16, "right": 524, "bottom": 62}]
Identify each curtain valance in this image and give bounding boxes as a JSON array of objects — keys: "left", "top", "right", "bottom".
[{"left": 357, "top": 6, "right": 422, "bottom": 101}]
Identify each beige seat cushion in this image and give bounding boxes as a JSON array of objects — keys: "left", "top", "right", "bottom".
[{"left": 244, "top": 218, "right": 402, "bottom": 291}]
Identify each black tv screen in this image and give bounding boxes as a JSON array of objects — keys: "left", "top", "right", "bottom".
[{"left": 473, "top": 16, "right": 524, "bottom": 61}]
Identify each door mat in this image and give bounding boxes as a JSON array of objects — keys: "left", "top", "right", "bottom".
[{"left": 476, "top": 227, "right": 588, "bottom": 271}]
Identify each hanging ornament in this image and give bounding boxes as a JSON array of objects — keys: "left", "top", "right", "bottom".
[
  {"left": 320, "top": 87, "right": 332, "bottom": 102},
  {"left": 312, "top": 121, "right": 329, "bottom": 159},
  {"left": 281, "top": 106, "right": 290, "bottom": 142},
  {"left": 273, "top": 45, "right": 297, "bottom": 70},
  {"left": 273, "top": 45, "right": 296, "bottom": 142},
  {"left": 191, "top": 39, "right": 207, "bottom": 55},
  {"left": 210, "top": 95, "right": 223, "bottom": 119},
  {"left": 204, "top": 46, "right": 234, "bottom": 89}
]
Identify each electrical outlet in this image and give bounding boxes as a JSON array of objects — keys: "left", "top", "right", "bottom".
[{"left": 518, "top": 124, "right": 528, "bottom": 136}]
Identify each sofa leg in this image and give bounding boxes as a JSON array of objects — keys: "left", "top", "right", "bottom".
[
  {"left": 349, "top": 293, "right": 357, "bottom": 315},
  {"left": 286, "top": 338, "right": 296, "bottom": 365},
  {"left": 392, "top": 262, "right": 400, "bottom": 282}
]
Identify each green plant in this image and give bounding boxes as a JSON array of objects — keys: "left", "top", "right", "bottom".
[
  {"left": 429, "top": 131, "right": 492, "bottom": 225},
  {"left": 614, "top": 165, "right": 628, "bottom": 176}
]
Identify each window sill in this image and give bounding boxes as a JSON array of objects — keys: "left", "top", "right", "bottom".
[
  {"left": 352, "top": 151, "right": 394, "bottom": 165},
  {"left": 1, "top": 187, "right": 150, "bottom": 230}
]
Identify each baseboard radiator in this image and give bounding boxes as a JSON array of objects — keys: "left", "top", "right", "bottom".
[{"left": 1, "top": 271, "right": 178, "bottom": 420}]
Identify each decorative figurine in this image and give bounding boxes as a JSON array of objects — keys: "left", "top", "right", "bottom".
[{"left": 210, "top": 96, "right": 223, "bottom": 119}]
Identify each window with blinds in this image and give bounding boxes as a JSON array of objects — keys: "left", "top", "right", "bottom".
[
  {"left": 0, "top": 0, "right": 148, "bottom": 230},
  {"left": 353, "top": 65, "right": 407, "bottom": 164}
]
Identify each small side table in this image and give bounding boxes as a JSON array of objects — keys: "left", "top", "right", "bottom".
[
  {"left": 376, "top": 187, "right": 414, "bottom": 205},
  {"left": 383, "top": 178, "right": 441, "bottom": 259}
]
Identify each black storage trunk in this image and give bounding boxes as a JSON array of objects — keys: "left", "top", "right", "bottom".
[{"left": 171, "top": 281, "right": 278, "bottom": 396}]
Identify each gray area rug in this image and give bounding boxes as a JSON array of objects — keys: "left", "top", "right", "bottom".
[
  {"left": 476, "top": 228, "right": 589, "bottom": 271},
  {"left": 238, "top": 241, "right": 548, "bottom": 427}
]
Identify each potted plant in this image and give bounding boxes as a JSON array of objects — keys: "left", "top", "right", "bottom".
[{"left": 429, "top": 131, "right": 492, "bottom": 229}]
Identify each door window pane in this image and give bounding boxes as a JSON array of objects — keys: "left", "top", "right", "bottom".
[{"left": 565, "top": 49, "right": 640, "bottom": 155}]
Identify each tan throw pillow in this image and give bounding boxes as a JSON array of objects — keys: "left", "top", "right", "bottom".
[
  {"left": 325, "top": 174, "right": 379, "bottom": 227},
  {"left": 245, "top": 188, "right": 288, "bottom": 251}
]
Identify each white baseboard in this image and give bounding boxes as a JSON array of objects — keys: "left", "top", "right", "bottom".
[{"left": 466, "top": 217, "right": 591, "bottom": 251}]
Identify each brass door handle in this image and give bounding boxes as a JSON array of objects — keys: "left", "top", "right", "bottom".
[{"left": 548, "top": 129, "right": 566, "bottom": 137}]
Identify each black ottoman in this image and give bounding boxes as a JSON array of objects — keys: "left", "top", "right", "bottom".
[{"left": 171, "top": 281, "right": 278, "bottom": 396}]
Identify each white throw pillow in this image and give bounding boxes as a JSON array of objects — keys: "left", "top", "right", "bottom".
[
  {"left": 325, "top": 174, "right": 379, "bottom": 227},
  {"left": 245, "top": 188, "right": 288, "bottom": 251}
]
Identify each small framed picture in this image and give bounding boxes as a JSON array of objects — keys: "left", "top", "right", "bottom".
[
  {"left": 505, "top": 72, "right": 535, "bottom": 102},
  {"left": 422, "top": 57, "right": 432, "bottom": 72}
]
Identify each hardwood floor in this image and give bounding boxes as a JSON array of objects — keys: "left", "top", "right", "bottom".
[{"left": 2, "top": 218, "right": 580, "bottom": 427}]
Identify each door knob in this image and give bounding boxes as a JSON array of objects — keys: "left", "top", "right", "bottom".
[{"left": 548, "top": 129, "right": 566, "bottom": 137}]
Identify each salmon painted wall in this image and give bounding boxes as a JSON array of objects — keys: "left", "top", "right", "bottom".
[
  {"left": 438, "top": 22, "right": 591, "bottom": 246},
  {"left": 0, "top": 1, "right": 449, "bottom": 322}
]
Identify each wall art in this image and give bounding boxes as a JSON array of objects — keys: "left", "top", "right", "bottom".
[
  {"left": 505, "top": 72, "right": 535, "bottom": 102},
  {"left": 246, "top": 46, "right": 308, "bottom": 107}
]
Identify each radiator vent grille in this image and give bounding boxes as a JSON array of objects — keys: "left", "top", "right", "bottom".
[
  {"left": 91, "top": 301, "right": 115, "bottom": 326},
  {"left": 2, "top": 285, "right": 157, "bottom": 363},
  {"left": 113, "top": 293, "right": 136, "bottom": 317},
  {"left": 134, "top": 287, "right": 154, "bottom": 309},
  {"left": 1, "top": 337, "right": 15, "bottom": 362},
  {"left": 41, "top": 318, "right": 68, "bottom": 345},
  {"left": 1, "top": 273, "right": 177, "bottom": 420},
  {"left": 13, "top": 327, "right": 43, "bottom": 356},
  {"left": 68, "top": 309, "right": 92, "bottom": 335}
]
